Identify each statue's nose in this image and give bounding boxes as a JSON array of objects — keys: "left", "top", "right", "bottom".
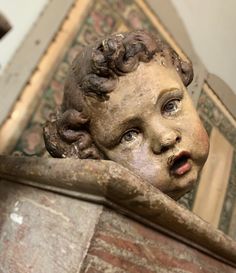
[{"left": 150, "top": 125, "right": 181, "bottom": 154}]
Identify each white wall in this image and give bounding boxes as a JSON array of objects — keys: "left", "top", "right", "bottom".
[
  {"left": 0, "top": 0, "right": 49, "bottom": 74},
  {"left": 171, "top": 0, "right": 236, "bottom": 94}
]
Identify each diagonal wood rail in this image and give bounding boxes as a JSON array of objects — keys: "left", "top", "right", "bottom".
[{"left": 0, "top": 155, "right": 236, "bottom": 268}]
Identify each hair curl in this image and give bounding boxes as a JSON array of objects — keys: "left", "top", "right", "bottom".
[{"left": 43, "top": 30, "right": 193, "bottom": 159}]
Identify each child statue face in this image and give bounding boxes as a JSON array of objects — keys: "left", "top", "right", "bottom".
[{"left": 85, "top": 59, "right": 209, "bottom": 200}]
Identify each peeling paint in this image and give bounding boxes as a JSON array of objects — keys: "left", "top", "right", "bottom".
[{"left": 10, "top": 213, "right": 23, "bottom": 225}]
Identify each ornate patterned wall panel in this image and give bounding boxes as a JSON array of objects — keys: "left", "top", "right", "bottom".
[{"left": 196, "top": 85, "right": 236, "bottom": 236}]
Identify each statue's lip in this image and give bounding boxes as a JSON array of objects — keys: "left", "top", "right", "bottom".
[{"left": 168, "top": 151, "right": 192, "bottom": 176}]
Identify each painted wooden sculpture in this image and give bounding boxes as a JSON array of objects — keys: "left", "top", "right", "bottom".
[
  {"left": 43, "top": 30, "right": 209, "bottom": 200},
  {"left": 1, "top": 31, "right": 236, "bottom": 273}
]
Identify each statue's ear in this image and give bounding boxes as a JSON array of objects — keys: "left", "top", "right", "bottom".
[{"left": 43, "top": 109, "right": 103, "bottom": 159}]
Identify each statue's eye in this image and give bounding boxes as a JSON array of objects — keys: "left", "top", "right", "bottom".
[
  {"left": 121, "top": 130, "right": 139, "bottom": 143},
  {"left": 162, "top": 99, "right": 181, "bottom": 115}
]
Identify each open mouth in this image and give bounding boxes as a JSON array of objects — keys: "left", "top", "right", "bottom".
[{"left": 169, "top": 152, "right": 192, "bottom": 176}]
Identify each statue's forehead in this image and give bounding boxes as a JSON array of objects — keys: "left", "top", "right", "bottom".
[{"left": 102, "top": 62, "right": 182, "bottom": 110}]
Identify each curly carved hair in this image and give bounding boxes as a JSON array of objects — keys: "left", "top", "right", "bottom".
[{"left": 43, "top": 30, "right": 193, "bottom": 159}]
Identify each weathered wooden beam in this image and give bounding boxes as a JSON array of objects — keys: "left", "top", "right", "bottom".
[{"left": 0, "top": 155, "right": 236, "bottom": 267}]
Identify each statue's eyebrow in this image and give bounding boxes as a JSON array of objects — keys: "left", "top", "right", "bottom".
[{"left": 155, "top": 87, "right": 182, "bottom": 106}]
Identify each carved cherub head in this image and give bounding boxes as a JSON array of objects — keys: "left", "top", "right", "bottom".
[{"left": 43, "top": 30, "right": 209, "bottom": 200}]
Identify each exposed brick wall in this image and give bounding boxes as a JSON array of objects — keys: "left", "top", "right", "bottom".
[{"left": 81, "top": 209, "right": 236, "bottom": 273}]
